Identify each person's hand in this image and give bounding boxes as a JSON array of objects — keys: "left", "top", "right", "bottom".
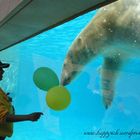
[{"left": 29, "top": 112, "right": 43, "bottom": 122}]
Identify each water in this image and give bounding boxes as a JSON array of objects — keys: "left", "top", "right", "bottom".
[{"left": 0, "top": 10, "right": 140, "bottom": 140}]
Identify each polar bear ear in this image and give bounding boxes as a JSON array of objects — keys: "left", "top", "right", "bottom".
[
  {"left": 77, "top": 37, "right": 83, "bottom": 45},
  {"left": 77, "top": 36, "right": 88, "bottom": 49}
]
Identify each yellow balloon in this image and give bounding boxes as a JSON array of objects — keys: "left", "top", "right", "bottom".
[{"left": 46, "top": 86, "right": 71, "bottom": 111}]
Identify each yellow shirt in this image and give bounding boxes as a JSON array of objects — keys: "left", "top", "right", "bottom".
[{"left": 0, "top": 88, "right": 13, "bottom": 137}]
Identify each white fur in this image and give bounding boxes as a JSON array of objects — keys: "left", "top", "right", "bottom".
[{"left": 61, "top": 0, "right": 140, "bottom": 108}]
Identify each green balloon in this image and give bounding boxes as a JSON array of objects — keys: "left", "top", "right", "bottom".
[
  {"left": 33, "top": 67, "right": 59, "bottom": 91},
  {"left": 46, "top": 86, "right": 71, "bottom": 111}
]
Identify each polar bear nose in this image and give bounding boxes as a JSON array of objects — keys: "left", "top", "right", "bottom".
[
  {"left": 61, "top": 77, "right": 70, "bottom": 86},
  {"left": 61, "top": 70, "right": 77, "bottom": 86},
  {"left": 61, "top": 71, "right": 70, "bottom": 86}
]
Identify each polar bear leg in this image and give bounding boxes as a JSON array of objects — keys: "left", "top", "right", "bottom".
[{"left": 100, "top": 56, "right": 123, "bottom": 109}]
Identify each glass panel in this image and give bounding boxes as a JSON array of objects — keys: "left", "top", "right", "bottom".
[{"left": 0, "top": 1, "right": 140, "bottom": 139}]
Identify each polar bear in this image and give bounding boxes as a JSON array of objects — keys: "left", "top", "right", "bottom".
[{"left": 61, "top": 0, "right": 140, "bottom": 108}]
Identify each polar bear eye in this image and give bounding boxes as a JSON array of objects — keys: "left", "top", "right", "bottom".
[{"left": 63, "top": 63, "right": 66, "bottom": 68}]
